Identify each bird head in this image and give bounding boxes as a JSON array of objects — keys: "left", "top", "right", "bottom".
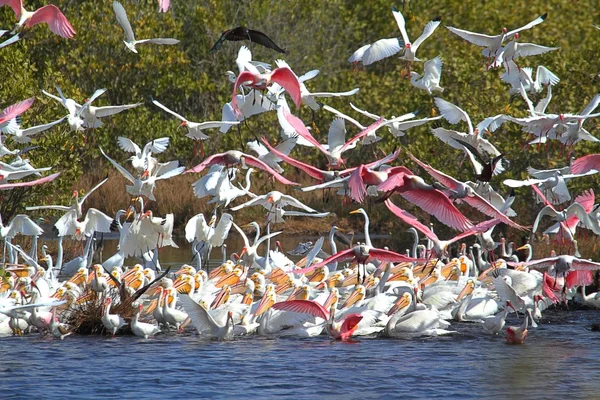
[
  {"left": 72, "top": 190, "right": 78, "bottom": 198},
  {"left": 0, "top": 174, "right": 4, "bottom": 180},
  {"left": 405, "top": 42, "right": 411, "bottom": 49},
  {"left": 179, "top": 121, "right": 188, "bottom": 128},
  {"left": 141, "top": 170, "right": 150, "bottom": 179},
  {"left": 514, "top": 32, "right": 519, "bottom": 40},
  {"left": 502, "top": 27, "right": 508, "bottom": 34}
]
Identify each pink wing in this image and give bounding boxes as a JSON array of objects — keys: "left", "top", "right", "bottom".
[
  {"left": 377, "top": 172, "right": 408, "bottom": 192},
  {"left": 367, "top": 248, "right": 426, "bottom": 263},
  {"left": 293, "top": 248, "right": 355, "bottom": 275},
  {"left": 282, "top": 108, "right": 329, "bottom": 155},
  {"left": 571, "top": 154, "right": 600, "bottom": 175},
  {"left": 0, "top": 0, "right": 21, "bottom": 18},
  {"left": 564, "top": 189, "right": 595, "bottom": 230},
  {"left": 517, "top": 256, "right": 559, "bottom": 268},
  {"left": 0, "top": 97, "right": 35, "bottom": 124},
  {"left": 574, "top": 189, "right": 595, "bottom": 212},
  {"left": 339, "top": 118, "right": 385, "bottom": 153},
  {"left": 231, "top": 71, "right": 257, "bottom": 116},
  {"left": 565, "top": 270, "right": 593, "bottom": 289},
  {"left": 271, "top": 299, "right": 329, "bottom": 320},
  {"left": 158, "top": 0, "right": 170, "bottom": 12},
  {"left": 447, "top": 218, "right": 503, "bottom": 246},
  {"left": 384, "top": 199, "right": 438, "bottom": 242},
  {"left": 461, "top": 193, "right": 528, "bottom": 230},
  {"left": 261, "top": 138, "right": 326, "bottom": 181},
  {"left": 408, "top": 152, "right": 460, "bottom": 190},
  {"left": 184, "top": 153, "right": 226, "bottom": 174},
  {"left": 399, "top": 187, "right": 474, "bottom": 232},
  {"left": 338, "top": 148, "right": 403, "bottom": 176},
  {"left": 28, "top": 5, "right": 76, "bottom": 38},
  {"left": 0, "top": 172, "right": 60, "bottom": 190},
  {"left": 348, "top": 165, "right": 368, "bottom": 203},
  {"left": 531, "top": 184, "right": 551, "bottom": 206},
  {"left": 571, "top": 259, "right": 600, "bottom": 271},
  {"left": 242, "top": 153, "right": 299, "bottom": 185},
  {"left": 339, "top": 314, "right": 363, "bottom": 338},
  {"left": 270, "top": 68, "right": 302, "bottom": 108},
  {"left": 542, "top": 272, "right": 560, "bottom": 304}
]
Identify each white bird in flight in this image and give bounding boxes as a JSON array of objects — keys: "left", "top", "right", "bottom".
[
  {"left": 112, "top": 1, "right": 180, "bottom": 53},
  {"left": 392, "top": 7, "right": 441, "bottom": 61}
]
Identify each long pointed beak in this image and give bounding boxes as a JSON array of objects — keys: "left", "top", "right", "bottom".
[
  {"left": 308, "top": 269, "right": 325, "bottom": 283},
  {"left": 210, "top": 286, "right": 231, "bottom": 309},
  {"left": 173, "top": 279, "right": 193, "bottom": 294},
  {"left": 341, "top": 289, "right": 363, "bottom": 309},
  {"left": 144, "top": 298, "right": 158, "bottom": 315},
  {"left": 323, "top": 291, "right": 338, "bottom": 310},
  {"left": 456, "top": 282, "right": 474, "bottom": 302},
  {"left": 255, "top": 293, "right": 275, "bottom": 316},
  {"left": 215, "top": 271, "right": 241, "bottom": 288},
  {"left": 340, "top": 272, "right": 359, "bottom": 287},
  {"left": 388, "top": 295, "right": 411, "bottom": 316},
  {"left": 420, "top": 273, "right": 438, "bottom": 288},
  {"left": 275, "top": 279, "right": 294, "bottom": 295}
]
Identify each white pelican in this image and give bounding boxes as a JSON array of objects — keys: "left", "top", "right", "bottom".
[{"left": 180, "top": 295, "right": 234, "bottom": 340}]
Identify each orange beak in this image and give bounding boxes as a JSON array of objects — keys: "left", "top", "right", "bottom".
[
  {"left": 210, "top": 286, "right": 231, "bottom": 309},
  {"left": 456, "top": 281, "right": 475, "bottom": 302},
  {"left": 341, "top": 288, "right": 364, "bottom": 309},
  {"left": 388, "top": 293, "right": 411, "bottom": 316},
  {"left": 255, "top": 292, "right": 275, "bottom": 316}
]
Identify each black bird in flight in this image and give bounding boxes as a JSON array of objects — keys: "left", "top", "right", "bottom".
[
  {"left": 209, "top": 26, "right": 286, "bottom": 53},
  {"left": 453, "top": 138, "right": 505, "bottom": 183}
]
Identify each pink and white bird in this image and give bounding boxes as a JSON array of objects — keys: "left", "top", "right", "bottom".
[
  {"left": 505, "top": 310, "right": 533, "bottom": 344},
  {"left": 0, "top": 0, "right": 75, "bottom": 38},
  {"left": 0, "top": 172, "right": 60, "bottom": 190},
  {"left": 384, "top": 198, "right": 502, "bottom": 258},
  {"left": 407, "top": 152, "right": 528, "bottom": 230},
  {"left": 185, "top": 150, "right": 299, "bottom": 186},
  {"left": 282, "top": 108, "right": 393, "bottom": 168},
  {"left": 377, "top": 167, "right": 474, "bottom": 232},
  {"left": 272, "top": 300, "right": 363, "bottom": 341},
  {"left": 231, "top": 67, "right": 301, "bottom": 117},
  {"left": 0, "top": 97, "right": 35, "bottom": 126}
]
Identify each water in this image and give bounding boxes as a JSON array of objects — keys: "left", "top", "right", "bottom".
[{"left": 1, "top": 310, "right": 599, "bottom": 399}]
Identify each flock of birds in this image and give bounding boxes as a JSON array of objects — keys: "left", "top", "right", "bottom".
[{"left": 2, "top": 2, "right": 600, "bottom": 345}]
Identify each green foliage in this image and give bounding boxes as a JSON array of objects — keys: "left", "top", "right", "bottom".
[{"left": 0, "top": 0, "right": 599, "bottom": 234}]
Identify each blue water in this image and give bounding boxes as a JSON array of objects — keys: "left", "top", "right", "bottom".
[{"left": 0, "top": 310, "right": 598, "bottom": 399}]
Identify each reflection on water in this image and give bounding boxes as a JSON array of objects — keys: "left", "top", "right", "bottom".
[{"left": 0, "top": 311, "right": 598, "bottom": 399}]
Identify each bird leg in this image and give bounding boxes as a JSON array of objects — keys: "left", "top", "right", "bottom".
[{"left": 237, "top": 124, "right": 245, "bottom": 151}]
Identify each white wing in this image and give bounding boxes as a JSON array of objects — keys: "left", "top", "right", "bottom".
[
  {"left": 137, "top": 38, "right": 180, "bottom": 46},
  {"left": 532, "top": 205, "right": 558, "bottom": 233},
  {"left": 80, "top": 177, "right": 109, "bottom": 205},
  {"left": 83, "top": 208, "right": 113, "bottom": 235},
  {"left": 236, "top": 45, "right": 252, "bottom": 73},
  {"left": 146, "top": 137, "right": 170, "bottom": 154},
  {"left": 179, "top": 295, "right": 220, "bottom": 336},
  {"left": 94, "top": 103, "right": 141, "bottom": 118},
  {"left": 155, "top": 166, "right": 184, "bottom": 180},
  {"left": 581, "top": 94, "right": 600, "bottom": 116},
  {"left": 446, "top": 26, "right": 498, "bottom": 47},
  {"left": 185, "top": 213, "right": 210, "bottom": 242},
  {"left": 298, "top": 69, "right": 319, "bottom": 82},
  {"left": 362, "top": 38, "right": 402, "bottom": 66},
  {"left": 112, "top": 1, "right": 135, "bottom": 43},
  {"left": 535, "top": 66, "right": 560, "bottom": 87},
  {"left": 117, "top": 137, "right": 141, "bottom": 154},
  {"left": 392, "top": 6, "right": 410, "bottom": 45},
  {"left": 20, "top": 117, "right": 65, "bottom": 137},
  {"left": 423, "top": 56, "right": 442, "bottom": 81},
  {"left": 506, "top": 13, "right": 548, "bottom": 38},
  {"left": 212, "top": 214, "right": 233, "bottom": 247},
  {"left": 5, "top": 215, "right": 43, "bottom": 238},
  {"left": 152, "top": 99, "right": 187, "bottom": 122},
  {"left": 100, "top": 148, "right": 135, "bottom": 183},
  {"left": 279, "top": 194, "right": 317, "bottom": 212},
  {"left": 412, "top": 17, "right": 441, "bottom": 50},
  {"left": 348, "top": 44, "right": 371, "bottom": 63},
  {"left": 327, "top": 118, "right": 346, "bottom": 152},
  {"left": 434, "top": 97, "right": 473, "bottom": 134}
]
